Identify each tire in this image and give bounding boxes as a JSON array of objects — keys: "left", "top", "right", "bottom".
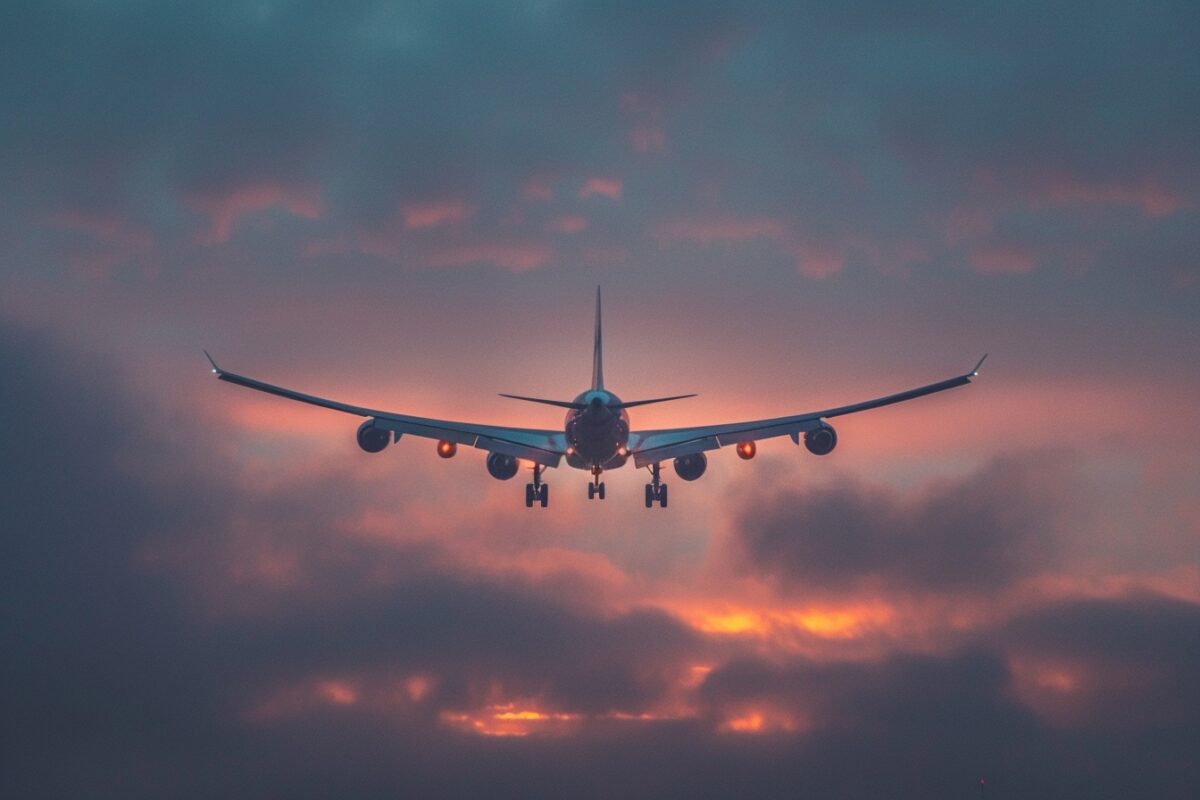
[
  {"left": 525, "top": 484, "right": 535, "bottom": 508},
  {"left": 597, "top": 483, "right": 605, "bottom": 500},
  {"left": 659, "top": 483, "right": 668, "bottom": 508},
  {"left": 588, "top": 484, "right": 595, "bottom": 500},
  {"left": 645, "top": 484, "right": 654, "bottom": 508},
  {"left": 539, "top": 484, "right": 549, "bottom": 507}
]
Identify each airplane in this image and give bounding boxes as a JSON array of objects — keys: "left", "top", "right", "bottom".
[{"left": 205, "top": 289, "right": 985, "bottom": 508}]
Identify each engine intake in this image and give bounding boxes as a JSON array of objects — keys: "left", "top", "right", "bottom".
[
  {"left": 486, "top": 452, "right": 519, "bottom": 480},
  {"left": 673, "top": 452, "right": 708, "bottom": 481},
  {"left": 804, "top": 424, "right": 837, "bottom": 456},
  {"left": 357, "top": 420, "right": 390, "bottom": 453}
]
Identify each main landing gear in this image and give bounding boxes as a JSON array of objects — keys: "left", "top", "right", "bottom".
[
  {"left": 644, "top": 463, "right": 668, "bottom": 508},
  {"left": 525, "top": 463, "right": 549, "bottom": 508},
  {"left": 587, "top": 466, "right": 606, "bottom": 500}
]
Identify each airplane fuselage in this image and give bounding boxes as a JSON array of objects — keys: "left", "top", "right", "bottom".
[{"left": 564, "top": 390, "right": 630, "bottom": 470}]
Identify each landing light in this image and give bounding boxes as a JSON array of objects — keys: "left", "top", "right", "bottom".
[
  {"left": 437, "top": 440, "right": 457, "bottom": 458},
  {"left": 736, "top": 441, "right": 757, "bottom": 460},
  {"left": 617, "top": 445, "right": 628, "bottom": 457}
]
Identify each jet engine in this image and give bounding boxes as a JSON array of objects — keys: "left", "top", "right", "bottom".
[
  {"left": 357, "top": 420, "right": 390, "bottom": 453},
  {"left": 804, "top": 423, "right": 837, "bottom": 456},
  {"left": 486, "top": 452, "right": 519, "bottom": 480},
  {"left": 673, "top": 452, "right": 708, "bottom": 481}
]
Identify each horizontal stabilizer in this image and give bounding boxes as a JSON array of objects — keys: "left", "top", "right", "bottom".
[
  {"left": 499, "top": 393, "right": 587, "bottom": 410},
  {"left": 613, "top": 394, "right": 697, "bottom": 409}
]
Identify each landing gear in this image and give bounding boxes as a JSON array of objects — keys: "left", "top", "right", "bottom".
[
  {"left": 525, "top": 464, "right": 549, "bottom": 508},
  {"left": 587, "top": 466, "right": 606, "bottom": 500},
  {"left": 644, "top": 463, "right": 668, "bottom": 508}
]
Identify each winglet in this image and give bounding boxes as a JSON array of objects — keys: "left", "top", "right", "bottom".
[
  {"left": 203, "top": 349, "right": 222, "bottom": 376},
  {"left": 970, "top": 353, "right": 988, "bottom": 378}
]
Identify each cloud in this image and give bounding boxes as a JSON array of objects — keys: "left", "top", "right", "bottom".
[
  {"left": 402, "top": 200, "right": 474, "bottom": 230},
  {"left": 723, "top": 453, "right": 1068, "bottom": 596},
  {"left": 578, "top": 177, "right": 622, "bottom": 201}
]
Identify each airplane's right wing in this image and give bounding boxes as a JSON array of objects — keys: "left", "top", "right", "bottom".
[{"left": 628, "top": 356, "right": 986, "bottom": 467}]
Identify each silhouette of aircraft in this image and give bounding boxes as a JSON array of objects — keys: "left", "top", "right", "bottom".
[{"left": 207, "top": 289, "right": 985, "bottom": 507}]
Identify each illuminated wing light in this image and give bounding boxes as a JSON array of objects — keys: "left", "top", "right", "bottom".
[
  {"left": 437, "top": 440, "right": 457, "bottom": 458},
  {"left": 736, "top": 441, "right": 756, "bottom": 459}
]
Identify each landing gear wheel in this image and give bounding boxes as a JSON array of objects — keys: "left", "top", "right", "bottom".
[
  {"left": 645, "top": 462, "right": 667, "bottom": 508},
  {"left": 538, "top": 484, "right": 549, "bottom": 507},
  {"left": 525, "top": 484, "right": 535, "bottom": 508},
  {"left": 588, "top": 484, "right": 595, "bottom": 500},
  {"left": 597, "top": 482, "right": 605, "bottom": 500}
]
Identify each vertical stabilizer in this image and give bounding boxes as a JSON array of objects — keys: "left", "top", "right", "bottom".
[{"left": 591, "top": 286, "right": 604, "bottom": 390}]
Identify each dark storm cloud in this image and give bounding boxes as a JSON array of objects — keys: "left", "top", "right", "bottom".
[
  {"left": 694, "top": 593, "right": 1200, "bottom": 799},
  {"left": 0, "top": 323, "right": 706, "bottom": 796},
  {"left": 725, "top": 453, "right": 1067, "bottom": 594}
]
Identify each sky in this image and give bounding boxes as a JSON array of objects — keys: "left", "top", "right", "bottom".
[{"left": 2, "top": 1, "right": 1198, "bottom": 797}]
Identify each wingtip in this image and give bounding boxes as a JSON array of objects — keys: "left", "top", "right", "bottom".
[
  {"left": 203, "top": 349, "right": 221, "bottom": 375},
  {"left": 970, "top": 353, "right": 988, "bottom": 377}
]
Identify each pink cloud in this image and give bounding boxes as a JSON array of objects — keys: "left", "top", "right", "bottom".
[
  {"left": 547, "top": 214, "right": 588, "bottom": 234},
  {"left": 428, "top": 242, "right": 553, "bottom": 272},
  {"left": 655, "top": 215, "right": 787, "bottom": 244},
  {"left": 188, "top": 182, "right": 322, "bottom": 243},
  {"left": 970, "top": 242, "right": 1037, "bottom": 274},
  {"left": 402, "top": 200, "right": 474, "bottom": 230},
  {"left": 578, "top": 177, "right": 622, "bottom": 200},
  {"left": 521, "top": 175, "right": 555, "bottom": 201},
  {"left": 794, "top": 244, "right": 844, "bottom": 279},
  {"left": 1030, "top": 174, "right": 1186, "bottom": 217}
]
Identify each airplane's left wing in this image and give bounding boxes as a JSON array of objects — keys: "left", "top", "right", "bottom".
[
  {"left": 628, "top": 356, "right": 985, "bottom": 467},
  {"left": 205, "top": 352, "right": 566, "bottom": 466}
]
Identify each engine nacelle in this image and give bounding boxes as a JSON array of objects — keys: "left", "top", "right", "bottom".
[
  {"left": 804, "top": 424, "right": 837, "bottom": 456},
  {"left": 486, "top": 452, "right": 519, "bottom": 480},
  {"left": 673, "top": 452, "right": 708, "bottom": 481},
  {"left": 357, "top": 420, "right": 390, "bottom": 453}
]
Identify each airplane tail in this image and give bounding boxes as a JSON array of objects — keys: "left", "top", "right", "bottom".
[
  {"left": 592, "top": 286, "right": 604, "bottom": 390},
  {"left": 497, "top": 288, "right": 697, "bottom": 410}
]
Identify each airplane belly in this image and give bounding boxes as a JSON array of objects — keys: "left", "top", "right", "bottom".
[{"left": 565, "top": 412, "right": 629, "bottom": 468}]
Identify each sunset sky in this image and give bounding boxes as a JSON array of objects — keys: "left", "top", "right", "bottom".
[{"left": 2, "top": 2, "right": 1198, "bottom": 797}]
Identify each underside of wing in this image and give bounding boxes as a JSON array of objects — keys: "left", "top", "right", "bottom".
[
  {"left": 629, "top": 357, "right": 985, "bottom": 467},
  {"left": 205, "top": 353, "right": 566, "bottom": 466}
]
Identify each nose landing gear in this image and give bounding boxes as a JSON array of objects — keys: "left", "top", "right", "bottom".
[
  {"left": 587, "top": 465, "right": 606, "bottom": 500},
  {"left": 644, "top": 463, "right": 668, "bottom": 508},
  {"left": 525, "top": 464, "right": 549, "bottom": 508}
]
